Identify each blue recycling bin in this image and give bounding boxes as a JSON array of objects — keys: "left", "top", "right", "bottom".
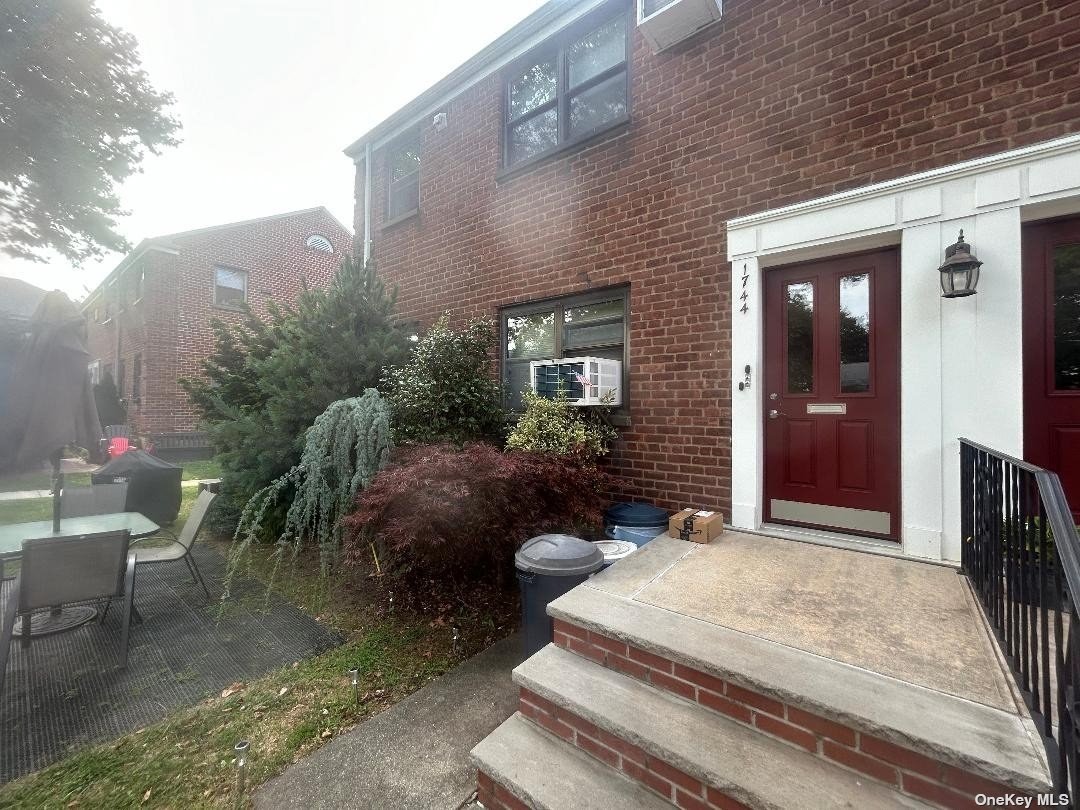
[{"left": 603, "top": 501, "right": 670, "bottom": 547}]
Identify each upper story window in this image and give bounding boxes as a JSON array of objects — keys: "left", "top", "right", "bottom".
[
  {"left": 504, "top": 6, "right": 629, "bottom": 171},
  {"left": 214, "top": 265, "right": 247, "bottom": 309},
  {"left": 387, "top": 135, "right": 421, "bottom": 222}
]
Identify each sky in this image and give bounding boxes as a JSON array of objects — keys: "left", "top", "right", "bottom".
[{"left": 0, "top": 0, "right": 549, "bottom": 300}]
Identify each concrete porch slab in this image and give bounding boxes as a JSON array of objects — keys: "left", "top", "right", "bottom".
[{"left": 596, "top": 532, "right": 1013, "bottom": 711}]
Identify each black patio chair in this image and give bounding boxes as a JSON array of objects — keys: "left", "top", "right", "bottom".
[
  {"left": 0, "top": 530, "right": 136, "bottom": 696},
  {"left": 60, "top": 482, "right": 129, "bottom": 518}
]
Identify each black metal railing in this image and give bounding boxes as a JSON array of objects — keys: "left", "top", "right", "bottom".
[{"left": 960, "top": 438, "right": 1080, "bottom": 799}]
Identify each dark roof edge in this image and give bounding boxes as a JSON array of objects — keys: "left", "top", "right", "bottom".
[
  {"left": 343, "top": 0, "right": 589, "bottom": 158},
  {"left": 150, "top": 205, "right": 347, "bottom": 242},
  {"left": 81, "top": 206, "right": 351, "bottom": 307}
]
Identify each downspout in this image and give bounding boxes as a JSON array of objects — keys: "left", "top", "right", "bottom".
[{"left": 363, "top": 142, "right": 373, "bottom": 265}]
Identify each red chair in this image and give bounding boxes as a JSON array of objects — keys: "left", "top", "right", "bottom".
[{"left": 108, "top": 437, "right": 130, "bottom": 458}]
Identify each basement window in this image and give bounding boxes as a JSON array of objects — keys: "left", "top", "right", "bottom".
[
  {"left": 214, "top": 266, "right": 247, "bottom": 309},
  {"left": 386, "top": 134, "right": 421, "bottom": 223},
  {"left": 502, "top": 3, "right": 630, "bottom": 172}
]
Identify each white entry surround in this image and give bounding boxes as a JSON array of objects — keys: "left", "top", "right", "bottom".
[{"left": 727, "top": 134, "right": 1080, "bottom": 563}]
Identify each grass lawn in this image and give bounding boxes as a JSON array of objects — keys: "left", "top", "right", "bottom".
[
  {"left": 0, "top": 497, "right": 53, "bottom": 524},
  {"left": 0, "top": 495, "right": 516, "bottom": 809},
  {"left": 0, "top": 459, "right": 222, "bottom": 494}
]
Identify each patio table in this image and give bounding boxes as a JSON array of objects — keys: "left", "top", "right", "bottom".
[{"left": 0, "top": 512, "right": 160, "bottom": 636}]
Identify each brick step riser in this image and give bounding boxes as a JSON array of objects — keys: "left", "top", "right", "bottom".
[
  {"left": 519, "top": 689, "right": 748, "bottom": 810},
  {"left": 552, "top": 618, "right": 1025, "bottom": 810},
  {"left": 477, "top": 769, "right": 532, "bottom": 810}
]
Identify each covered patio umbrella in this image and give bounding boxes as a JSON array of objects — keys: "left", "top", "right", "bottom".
[{"left": 0, "top": 291, "right": 102, "bottom": 526}]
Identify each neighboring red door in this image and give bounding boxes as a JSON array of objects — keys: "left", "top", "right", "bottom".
[
  {"left": 763, "top": 250, "right": 901, "bottom": 540},
  {"left": 1023, "top": 216, "right": 1080, "bottom": 521}
]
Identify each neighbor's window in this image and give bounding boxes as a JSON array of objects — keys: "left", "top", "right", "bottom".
[
  {"left": 503, "top": 5, "right": 629, "bottom": 170},
  {"left": 387, "top": 135, "right": 421, "bottom": 221},
  {"left": 132, "top": 266, "right": 144, "bottom": 302},
  {"left": 502, "top": 288, "right": 628, "bottom": 411},
  {"left": 131, "top": 353, "right": 142, "bottom": 405},
  {"left": 214, "top": 266, "right": 247, "bottom": 309}
]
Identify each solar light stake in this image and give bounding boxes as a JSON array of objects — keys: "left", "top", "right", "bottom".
[
  {"left": 452, "top": 625, "right": 461, "bottom": 656},
  {"left": 348, "top": 667, "right": 360, "bottom": 707},
  {"left": 234, "top": 740, "right": 250, "bottom": 807},
  {"left": 388, "top": 591, "right": 394, "bottom": 614}
]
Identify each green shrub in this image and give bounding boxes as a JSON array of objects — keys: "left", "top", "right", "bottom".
[
  {"left": 383, "top": 315, "right": 505, "bottom": 446},
  {"left": 181, "top": 257, "right": 411, "bottom": 526},
  {"left": 506, "top": 390, "right": 617, "bottom": 460}
]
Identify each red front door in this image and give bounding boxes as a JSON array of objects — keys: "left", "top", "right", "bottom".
[
  {"left": 763, "top": 250, "right": 901, "bottom": 540},
  {"left": 1023, "top": 216, "right": 1080, "bottom": 521}
]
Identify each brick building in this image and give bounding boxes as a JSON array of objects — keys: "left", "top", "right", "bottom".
[
  {"left": 346, "top": 0, "right": 1080, "bottom": 564},
  {"left": 82, "top": 207, "right": 351, "bottom": 449}
]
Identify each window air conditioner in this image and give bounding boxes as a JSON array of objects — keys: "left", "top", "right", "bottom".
[
  {"left": 529, "top": 357, "right": 623, "bottom": 406},
  {"left": 637, "top": 0, "right": 722, "bottom": 53}
]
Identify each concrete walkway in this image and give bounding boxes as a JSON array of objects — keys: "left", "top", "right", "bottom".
[{"left": 255, "top": 634, "right": 523, "bottom": 810}]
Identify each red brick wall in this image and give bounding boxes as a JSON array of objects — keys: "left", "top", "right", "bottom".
[
  {"left": 354, "top": 0, "right": 1080, "bottom": 513},
  {"left": 84, "top": 208, "right": 351, "bottom": 436}
]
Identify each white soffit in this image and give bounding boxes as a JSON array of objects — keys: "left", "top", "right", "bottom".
[{"left": 726, "top": 133, "right": 1080, "bottom": 260}]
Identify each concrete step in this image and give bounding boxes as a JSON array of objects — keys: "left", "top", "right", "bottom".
[
  {"left": 470, "top": 712, "right": 673, "bottom": 810},
  {"left": 547, "top": 582, "right": 1051, "bottom": 796},
  {"left": 516, "top": 644, "right": 931, "bottom": 810}
]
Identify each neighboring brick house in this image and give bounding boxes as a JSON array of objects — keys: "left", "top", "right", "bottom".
[
  {"left": 81, "top": 207, "right": 351, "bottom": 451},
  {"left": 345, "top": 0, "right": 1080, "bottom": 564}
]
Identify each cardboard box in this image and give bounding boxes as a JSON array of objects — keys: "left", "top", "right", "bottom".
[{"left": 668, "top": 508, "right": 724, "bottom": 544}]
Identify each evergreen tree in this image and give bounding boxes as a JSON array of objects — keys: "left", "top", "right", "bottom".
[
  {"left": 181, "top": 257, "right": 411, "bottom": 523},
  {"left": 93, "top": 371, "right": 127, "bottom": 430}
]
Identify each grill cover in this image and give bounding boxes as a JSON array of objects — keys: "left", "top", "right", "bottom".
[{"left": 91, "top": 450, "right": 183, "bottom": 526}]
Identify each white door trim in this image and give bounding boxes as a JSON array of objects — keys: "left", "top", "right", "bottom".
[{"left": 727, "top": 134, "right": 1080, "bottom": 563}]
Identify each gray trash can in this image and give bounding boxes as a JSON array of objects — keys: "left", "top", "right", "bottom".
[{"left": 516, "top": 534, "right": 604, "bottom": 658}]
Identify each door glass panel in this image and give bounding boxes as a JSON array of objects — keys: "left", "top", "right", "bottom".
[
  {"left": 1054, "top": 243, "right": 1080, "bottom": 390},
  {"left": 839, "top": 273, "right": 871, "bottom": 393},
  {"left": 786, "top": 282, "right": 814, "bottom": 394},
  {"left": 507, "top": 311, "right": 556, "bottom": 359}
]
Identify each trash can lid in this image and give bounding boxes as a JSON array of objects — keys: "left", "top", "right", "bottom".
[
  {"left": 515, "top": 534, "right": 605, "bottom": 576},
  {"left": 592, "top": 539, "right": 637, "bottom": 563},
  {"left": 604, "top": 501, "right": 669, "bottom": 527},
  {"left": 93, "top": 449, "right": 181, "bottom": 474},
  {"left": 605, "top": 524, "right": 667, "bottom": 545}
]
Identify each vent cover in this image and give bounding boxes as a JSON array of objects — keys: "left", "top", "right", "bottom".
[{"left": 305, "top": 234, "right": 334, "bottom": 253}]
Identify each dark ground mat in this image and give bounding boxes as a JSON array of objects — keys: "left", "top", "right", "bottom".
[{"left": 0, "top": 544, "right": 342, "bottom": 783}]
